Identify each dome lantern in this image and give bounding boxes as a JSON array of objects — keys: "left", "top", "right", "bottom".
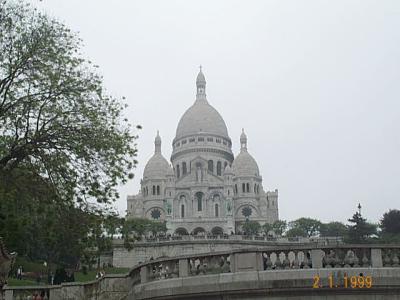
[
  {"left": 154, "top": 130, "right": 161, "bottom": 154},
  {"left": 240, "top": 128, "right": 247, "bottom": 151},
  {"left": 196, "top": 65, "right": 206, "bottom": 101}
]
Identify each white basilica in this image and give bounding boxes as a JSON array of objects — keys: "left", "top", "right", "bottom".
[{"left": 126, "top": 69, "right": 279, "bottom": 235}]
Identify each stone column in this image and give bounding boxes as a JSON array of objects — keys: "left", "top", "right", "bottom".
[
  {"left": 371, "top": 249, "right": 383, "bottom": 267},
  {"left": 4, "top": 290, "right": 13, "bottom": 300},
  {"left": 230, "top": 253, "right": 236, "bottom": 273},
  {"left": 311, "top": 249, "right": 324, "bottom": 269},
  {"left": 140, "top": 266, "right": 148, "bottom": 283},
  {"left": 179, "top": 259, "right": 189, "bottom": 277},
  {"left": 256, "top": 252, "right": 264, "bottom": 271}
]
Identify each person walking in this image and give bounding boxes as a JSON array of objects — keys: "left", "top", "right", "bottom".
[{"left": 17, "top": 266, "right": 23, "bottom": 280}]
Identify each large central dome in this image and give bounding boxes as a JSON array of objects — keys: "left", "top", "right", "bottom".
[
  {"left": 175, "top": 100, "right": 229, "bottom": 139},
  {"left": 175, "top": 69, "right": 229, "bottom": 141}
]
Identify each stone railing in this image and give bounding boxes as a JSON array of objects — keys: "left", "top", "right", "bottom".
[
  {"left": 114, "top": 234, "right": 320, "bottom": 245},
  {"left": 3, "top": 244, "right": 399, "bottom": 299},
  {"left": 131, "top": 244, "right": 400, "bottom": 285}
]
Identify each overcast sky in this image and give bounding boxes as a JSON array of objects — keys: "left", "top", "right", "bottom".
[{"left": 29, "top": 0, "right": 400, "bottom": 224}]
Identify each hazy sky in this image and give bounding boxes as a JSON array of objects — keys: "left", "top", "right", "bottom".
[{"left": 28, "top": 0, "right": 400, "bottom": 224}]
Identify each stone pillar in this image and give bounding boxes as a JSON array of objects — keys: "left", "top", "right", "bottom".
[
  {"left": 230, "top": 253, "right": 236, "bottom": 273},
  {"left": 4, "top": 290, "right": 13, "bottom": 300},
  {"left": 256, "top": 252, "right": 264, "bottom": 271},
  {"left": 140, "top": 266, "right": 148, "bottom": 283},
  {"left": 234, "top": 252, "right": 258, "bottom": 272},
  {"left": 179, "top": 259, "right": 189, "bottom": 277},
  {"left": 371, "top": 249, "right": 383, "bottom": 267},
  {"left": 311, "top": 249, "right": 324, "bottom": 269}
]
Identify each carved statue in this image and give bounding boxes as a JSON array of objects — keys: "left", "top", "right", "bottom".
[
  {"left": 226, "top": 200, "right": 232, "bottom": 215},
  {"left": 196, "top": 166, "right": 202, "bottom": 182},
  {"left": 0, "top": 238, "right": 16, "bottom": 290}
]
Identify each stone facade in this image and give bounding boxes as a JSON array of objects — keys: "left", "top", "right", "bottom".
[{"left": 126, "top": 69, "right": 279, "bottom": 234}]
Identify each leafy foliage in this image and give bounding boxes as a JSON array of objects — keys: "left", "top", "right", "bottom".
[
  {"left": 0, "top": 0, "right": 139, "bottom": 270},
  {"left": 272, "top": 220, "right": 287, "bottom": 236},
  {"left": 0, "top": 168, "right": 122, "bottom": 268},
  {"left": 319, "top": 221, "right": 348, "bottom": 237},
  {"left": 380, "top": 209, "right": 400, "bottom": 235},
  {"left": 242, "top": 221, "right": 261, "bottom": 235},
  {"left": 0, "top": 0, "right": 139, "bottom": 204},
  {"left": 346, "top": 211, "right": 377, "bottom": 243},
  {"left": 287, "top": 218, "right": 322, "bottom": 237},
  {"left": 121, "top": 218, "right": 168, "bottom": 250}
]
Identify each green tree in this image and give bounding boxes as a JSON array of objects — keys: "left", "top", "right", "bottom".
[
  {"left": 285, "top": 227, "right": 307, "bottom": 238},
  {"left": 148, "top": 221, "right": 168, "bottom": 236},
  {"left": 0, "top": 0, "right": 139, "bottom": 204},
  {"left": 272, "top": 220, "right": 287, "bottom": 236},
  {"left": 287, "top": 218, "right": 321, "bottom": 237},
  {"left": 320, "top": 221, "right": 348, "bottom": 237},
  {"left": 380, "top": 209, "right": 400, "bottom": 235},
  {"left": 0, "top": 0, "right": 139, "bottom": 269},
  {"left": 347, "top": 211, "right": 377, "bottom": 243},
  {"left": 242, "top": 221, "right": 261, "bottom": 235},
  {"left": 262, "top": 223, "right": 273, "bottom": 235}
]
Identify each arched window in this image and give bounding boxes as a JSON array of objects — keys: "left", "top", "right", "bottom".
[
  {"left": 254, "top": 184, "right": 257, "bottom": 193},
  {"left": 257, "top": 185, "right": 260, "bottom": 194},
  {"left": 196, "top": 192, "right": 203, "bottom": 211},
  {"left": 176, "top": 164, "right": 180, "bottom": 178},
  {"left": 235, "top": 184, "right": 238, "bottom": 194},
  {"left": 246, "top": 183, "right": 250, "bottom": 193},
  {"left": 157, "top": 185, "right": 160, "bottom": 195},
  {"left": 152, "top": 185, "right": 156, "bottom": 195},
  {"left": 181, "top": 204, "right": 185, "bottom": 218},
  {"left": 208, "top": 160, "right": 214, "bottom": 173},
  {"left": 215, "top": 204, "right": 219, "bottom": 217},
  {"left": 146, "top": 186, "right": 148, "bottom": 195},
  {"left": 242, "top": 183, "right": 245, "bottom": 193},
  {"left": 217, "top": 161, "right": 222, "bottom": 176},
  {"left": 182, "top": 162, "right": 187, "bottom": 175}
]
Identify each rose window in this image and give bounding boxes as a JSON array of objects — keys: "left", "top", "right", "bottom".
[
  {"left": 151, "top": 209, "right": 161, "bottom": 219},
  {"left": 242, "top": 206, "right": 252, "bottom": 218}
]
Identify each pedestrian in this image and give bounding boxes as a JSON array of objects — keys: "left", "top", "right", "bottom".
[{"left": 17, "top": 266, "right": 23, "bottom": 280}]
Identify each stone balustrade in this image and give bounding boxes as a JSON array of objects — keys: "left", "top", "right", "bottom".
[
  {"left": 118, "top": 234, "right": 317, "bottom": 244},
  {"left": 131, "top": 244, "right": 400, "bottom": 285},
  {"left": 2, "top": 244, "right": 400, "bottom": 300}
]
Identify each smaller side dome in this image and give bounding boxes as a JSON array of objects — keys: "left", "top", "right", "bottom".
[
  {"left": 232, "top": 129, "right": 260, "bottom": 177},
  {"left": 143, "top": 132, "right": 173, "bottom": 180},
  {"left": 232, "top": 152, "right": 260, "bottom": 177}
]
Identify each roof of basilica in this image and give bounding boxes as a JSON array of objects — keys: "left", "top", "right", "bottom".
[
  {"left": 175, "top": 69, "right": 230, "bottom": 141},
  {"left": 175, "top": 99, "right": 229, "bottom": 140}
]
